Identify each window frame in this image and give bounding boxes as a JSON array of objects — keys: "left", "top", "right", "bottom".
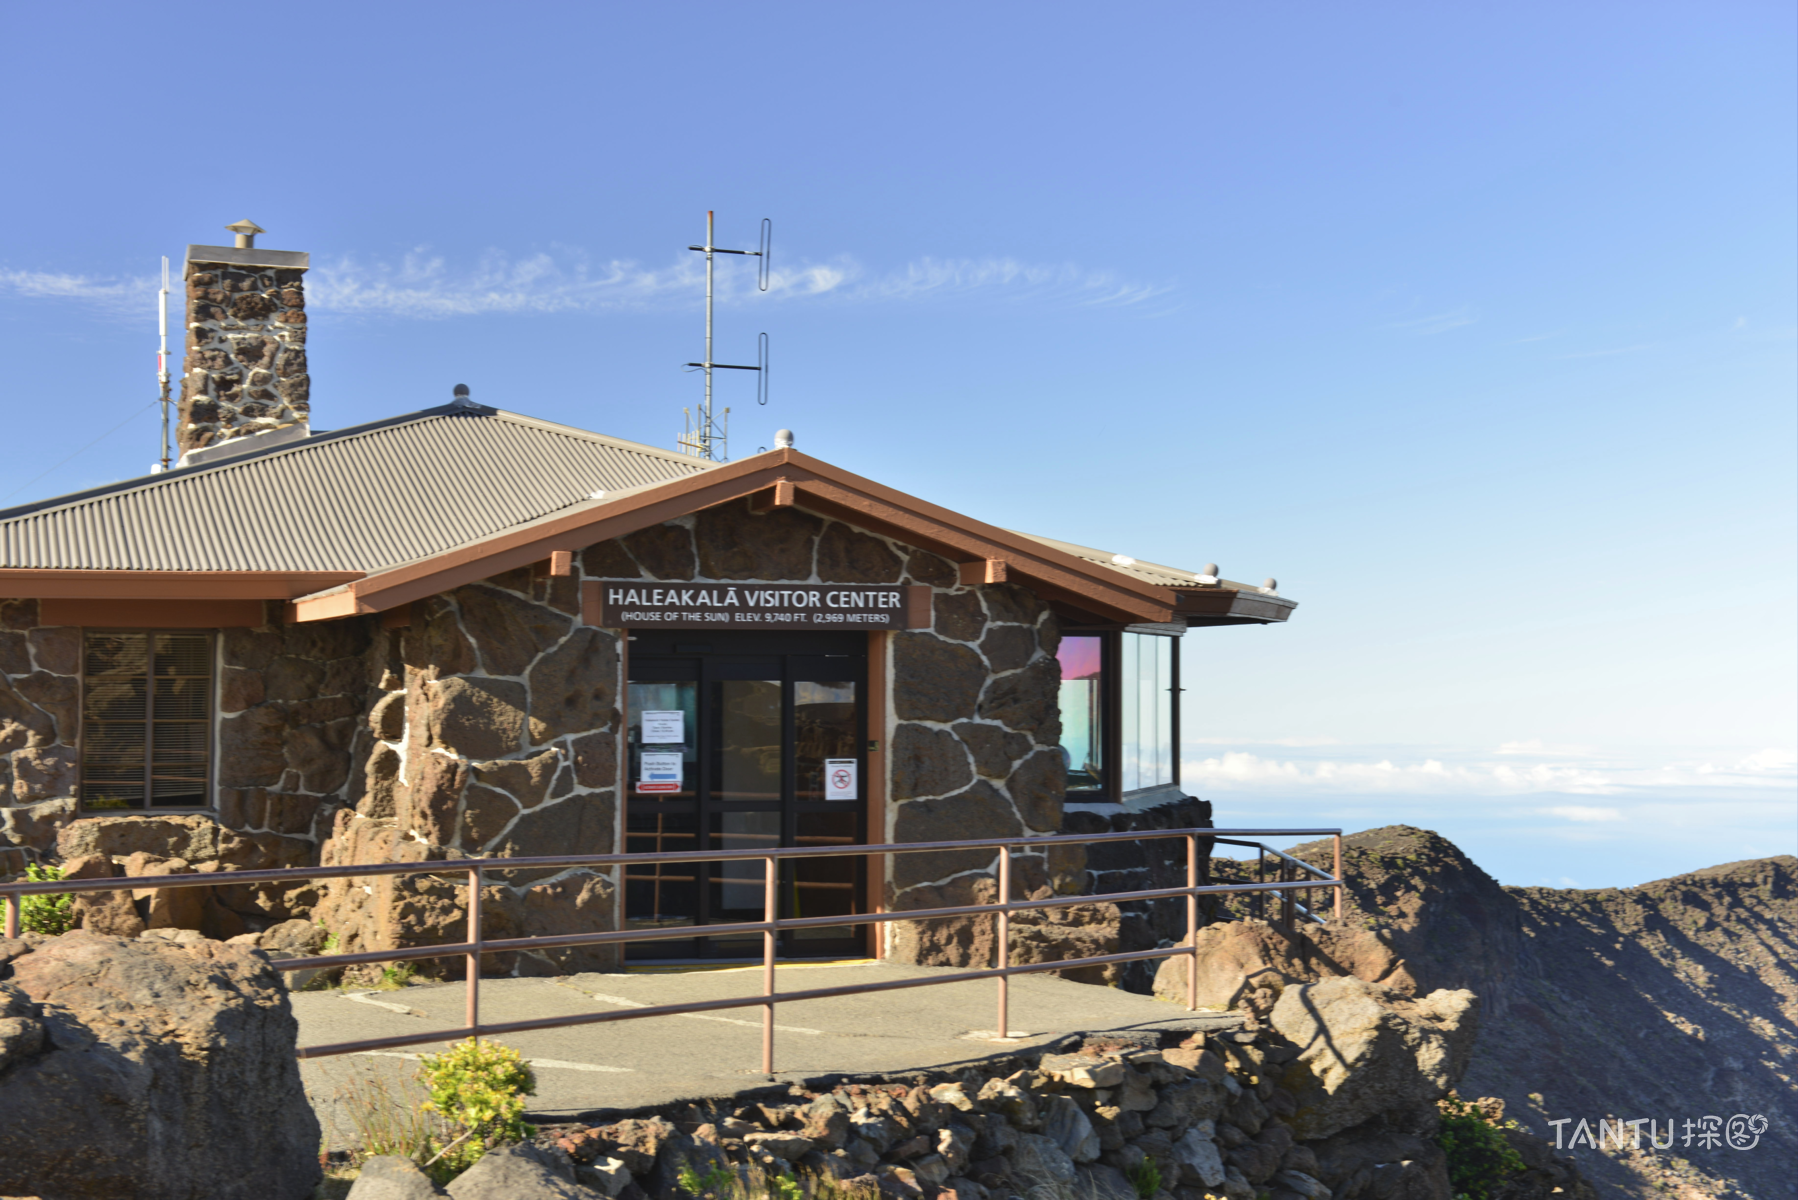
[
  {"left": 1057, "top": 631, "right": 1113, "bottom": 801},
  {"left": 76, "top": 628, "right": 219, "bottom": 815},
  {"left": 1058, "top": 627, "right": 1183, "bottom": 804}
]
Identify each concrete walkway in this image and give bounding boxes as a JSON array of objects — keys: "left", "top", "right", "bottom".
[{"left": 294, "top": 961, "right": 1241, "bottom": 1147}]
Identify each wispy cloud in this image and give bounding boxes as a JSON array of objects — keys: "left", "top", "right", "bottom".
[
  {"left": 1387, "top": 306, "right": 1476, "bottom": 335},
  {"left": 2, "top": 247, "right": 1174, "bottom": 321},
  {"left": 0, "top": 268, "right": 156, "bottom": 315},
  {"left": 843, "top": 257, "right": 1173, "bottom": 308}
]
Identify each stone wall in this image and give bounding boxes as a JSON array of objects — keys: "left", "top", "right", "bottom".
[
  {"left": 312, "top": 563, "right": 622, "bottom": 977},
  {"left": 1065, "top": 798, "right": 1217, "bottom": 994},
  {"left": 178, "top": 258, "right": 310, "bottom": 454},
  {"left": 0, "top": 599, "right": 79, "bottom": 875}
]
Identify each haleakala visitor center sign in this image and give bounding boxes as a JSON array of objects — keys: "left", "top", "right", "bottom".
[{"left": 585, "top": 580, "right": 931, "bottom": 630}]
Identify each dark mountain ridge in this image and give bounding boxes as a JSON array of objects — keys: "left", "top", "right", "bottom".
[{"left": 1266, "top": 827, "right": 1797, "bottom": 1200}]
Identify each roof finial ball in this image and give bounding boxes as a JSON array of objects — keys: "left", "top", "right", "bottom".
[
  {"left": 224, "top": 219, "right": 265, "bottom": 249},
  {"left": 451, "top": 384, "right": 475, "bottom": 409},
  {"left": 774, "top": 429, "right": 795, "bottom": 449}
]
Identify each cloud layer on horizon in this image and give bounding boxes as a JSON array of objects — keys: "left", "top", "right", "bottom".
[{"left": 1182, "top": 742, "right": 1796, "bottom": 798}]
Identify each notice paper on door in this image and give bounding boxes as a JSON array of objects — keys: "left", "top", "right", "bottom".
[
  {"left": 637, "top": 750, "right": 684, "bottom": 793},
  {"left": 824, "top": 758, "right": 858, "bottom": 801},
  {"left": 640, "top": 710, "right": 684, "bottom": 744}
]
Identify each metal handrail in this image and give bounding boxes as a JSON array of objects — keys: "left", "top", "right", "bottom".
[{"left": 1, "top": 826, "right": 1345, "bottom": 1076}]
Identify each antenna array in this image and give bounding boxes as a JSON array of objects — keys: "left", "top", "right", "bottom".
[{"left": 680, "top": 211, "right": 771, "bottom": 461}]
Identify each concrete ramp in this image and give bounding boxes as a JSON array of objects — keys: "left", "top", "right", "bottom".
[{"left": 295, "top": 960, "right": 1241, "bottom": 1145}]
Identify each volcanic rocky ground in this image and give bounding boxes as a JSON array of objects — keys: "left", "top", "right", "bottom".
[{"left": 1216, "top": 827, "right": 1798, "bottom": 1200}]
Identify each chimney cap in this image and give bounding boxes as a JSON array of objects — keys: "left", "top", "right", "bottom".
[{"left": 225, "top": 219, "right": 266, "bottom": 249}]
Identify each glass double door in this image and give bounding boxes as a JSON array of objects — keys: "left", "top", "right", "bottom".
[{"left": 624, "top": 632, "right": 868, "bottom": 960}]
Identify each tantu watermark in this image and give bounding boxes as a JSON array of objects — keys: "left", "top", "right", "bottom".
[{"left": 1547, "top": 1115, "right": 1769, "bottom": 1151}]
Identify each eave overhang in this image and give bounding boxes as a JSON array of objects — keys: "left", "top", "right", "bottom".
[
  {"left": 0, "top": 569, "right": 363, "bottom": 600},
  {"left": 1173, "top": 586, "right": 1297, "bottom": 626}
]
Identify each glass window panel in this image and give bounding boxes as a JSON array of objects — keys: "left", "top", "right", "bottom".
[
  {"left": 1056, "top": 635, "right": 1104, "bottom": 792},
  {"left": 81, "top": 764, "right": 146, "bottom": 786},
  {"left": 714, "top": 680, "right": 781, "bottom": 803},
  {"left": 794, "top": 681, "right": 856, "bottom": 802},
  {"left": 84, "top": 632, "right": 146, "bottom": 678},
  {"left": 84, "top": 678, "right": 146, "bottom": 722},
  {"left": 152, "top": 722, "right": 209, "bottom": 762},
  {"left": 81, "top": 788, "right": 138, "bottom": 811},
  {"left": 153, "top": 677, "right": 209, "bottom": 720},
  {"left": 627, "top": 680, "right": 697, "bottom": 799},
  {"left": 708, "top": 811, "right": 781, "bottom": 955},
  {"left": 792, "top": 811, "right": 860, "bottom": 941},
  {"left": 1119, "top": 633, "right": 1175, "bottom": 792},
  {"left": 152, "top": 634, "right": 211, "bottom": 676},
  {"left": 80, "top": 631, "right": 212, "bottom": 811},
  {"left": 624, "top": 811, "right": 700, "bottom": 933},
  {"left": 83, "top": 724, "right": 146, "bottom": 765},
  {"left": 150, "top": 777, "right": 209, "bottom": 807}
]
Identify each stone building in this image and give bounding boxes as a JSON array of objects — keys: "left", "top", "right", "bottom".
[{"left": 0, "top": 226, "right": 1296, "bottom": 974}]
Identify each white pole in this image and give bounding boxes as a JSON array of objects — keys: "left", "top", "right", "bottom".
[
  {"left": 158, "top": 257, "right": 171, "bottom": 471},
  {"left": 704, "top": 210, "right": 715, "bottom": 460}
]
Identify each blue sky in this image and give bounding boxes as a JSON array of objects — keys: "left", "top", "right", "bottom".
[{"left": 1, "top": 2, "right": 1791, "bottom": 887}]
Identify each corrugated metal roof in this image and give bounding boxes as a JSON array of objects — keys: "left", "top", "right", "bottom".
[
  {"left": 0, "top": 405, "right": 713, "bottom": 572},
  {"left": 1010, "top": 530, "right": 1255, "bottom": 592}
]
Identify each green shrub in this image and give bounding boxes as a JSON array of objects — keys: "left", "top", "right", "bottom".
[
  {"left": 19, "top": 863, "right": 74, "bottom": 936},
  {"left": 332, "top": 1068, "right": 439, "bottom": 1165},
  {"left": 1437, "top": 1093, "right": 1526, "bottom": 1200},
  {"left": 418, "top": 1038, "right": 536, "bottom": 1178},
  {"left": 1127, "top": 1156, "right": 1162, "bottom": 1199},
  {"left": 674, "top": 1163, "right": 852, "bottom": 1199},
  {"left": 376, "top": 961, "right": 417, "bottom": 990},
  {"left": 679, "top": 1165, "right": 739, "bottom": 1197}
]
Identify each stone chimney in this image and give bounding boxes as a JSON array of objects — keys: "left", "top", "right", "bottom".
[{"left": 177, "top": 220, "right": 311, "bottom": 460}]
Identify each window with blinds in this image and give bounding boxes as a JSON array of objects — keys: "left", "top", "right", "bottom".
[{"left": 80, "top": 632, "right": 214, "bottom": 810}]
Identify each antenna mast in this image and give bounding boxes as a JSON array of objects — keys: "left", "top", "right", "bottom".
[
  {"left": 157, "top": 256, "right": 172, "bottom": 471},
  {"left": 681, "top": 211, "right": 770, "bottom": 461}
]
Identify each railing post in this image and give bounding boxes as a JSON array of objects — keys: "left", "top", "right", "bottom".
[
  {"left": 3, "top": 892, "right": 17, "bottom": 940},
  {"left": 467, "top": 865, "right": 483, "bottom": 1039},
  {"left": 762, "top": 855, "right": 778, "bottom": 1078},
  {"left": 1255, "top": 848, "right": 1265, "bottom": 921},
  {"left": 996, "top": 846, "right": 1011, "bottom": 1038},
  {"left": 1281, "top": 860, "right": 1294, "bottom": 931},
  {"left": 1333, "top": 833, "right": 1344, "bottom": 923},
  {"left": 1185, "top": 832, "right": 1198, "bottom": 1013}
]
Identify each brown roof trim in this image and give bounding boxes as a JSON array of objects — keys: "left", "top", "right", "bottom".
[
  {"left": 1174, "top": 586, "right": 1298, "bottom": 625},
  {"left": 0, "top": 569, "right": 364, "bottom": 600},
  {"left": 286, "top": 450, "right": 1180, "bottom": 625},
  {"left": 40, "top": 598, "right": 269, "bottom": 627}
]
